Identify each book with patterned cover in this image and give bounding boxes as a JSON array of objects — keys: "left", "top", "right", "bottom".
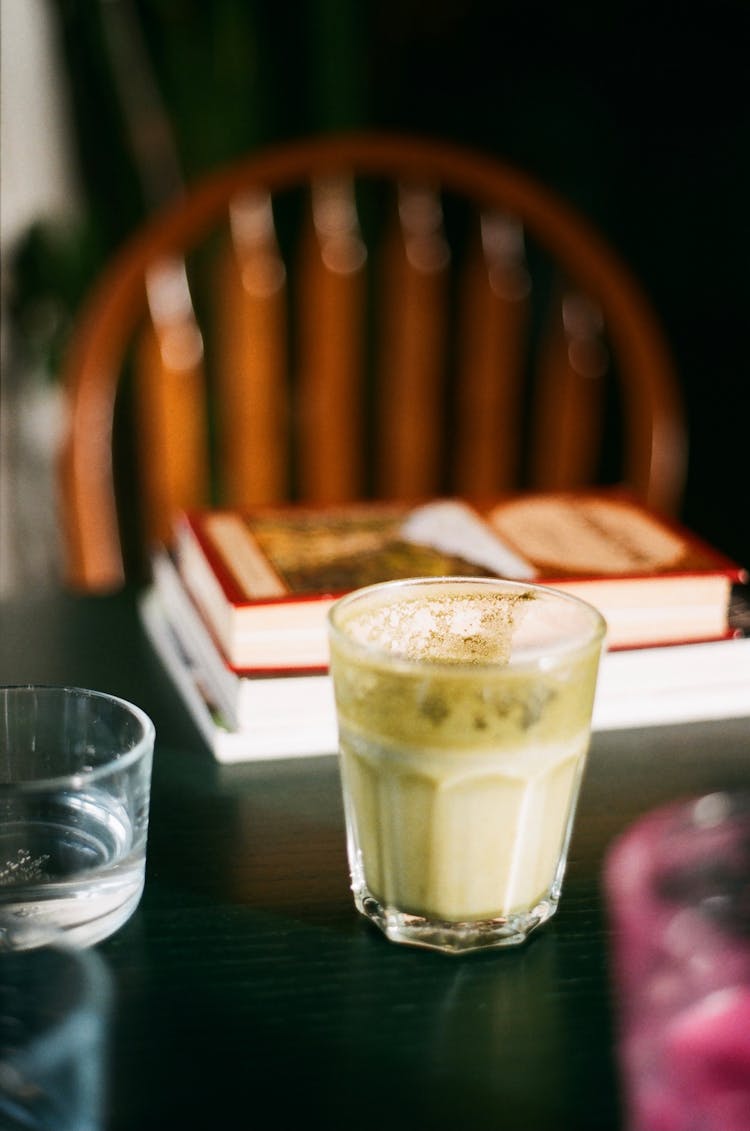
[{"left": 171, "top": 491, "right": 747, "bottom": 672}]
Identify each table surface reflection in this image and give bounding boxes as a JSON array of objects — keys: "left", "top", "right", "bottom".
[{"left": 2, "top": 588, "right": 748, "bottom": 1131}]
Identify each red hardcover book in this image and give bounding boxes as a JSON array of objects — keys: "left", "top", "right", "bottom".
[{"left": 171, "top": 491, "right": 746, "bottom": 673}]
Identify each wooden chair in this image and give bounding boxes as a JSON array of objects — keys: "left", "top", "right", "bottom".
[{"left": 58, "top": 131, "right": 688, "bottom": 591}]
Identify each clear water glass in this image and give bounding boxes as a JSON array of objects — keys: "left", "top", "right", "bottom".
[
  {"left": 0, "top": 941, "right": 112, "bottom": 1131},
  {"left": 0, "top": 685, "right": 155, "bottom": 949}
]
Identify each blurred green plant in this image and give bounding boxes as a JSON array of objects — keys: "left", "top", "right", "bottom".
[
  {"left": 6, "top": 0, "right": 367, "bottom": 386},
  {"left": 7, "top": 218, "right": 105, "bottom": 384}
]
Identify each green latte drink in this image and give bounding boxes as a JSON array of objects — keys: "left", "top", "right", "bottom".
[{"left": 328, "top": 577, "right": 606, "bottom": 954}]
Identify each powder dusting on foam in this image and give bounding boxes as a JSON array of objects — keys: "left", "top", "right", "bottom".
[{"left": 345, "top": 591, "right": 533, "bottom": 664}]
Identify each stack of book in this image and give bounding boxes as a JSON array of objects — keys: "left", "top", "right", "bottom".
[{"left": 138, "top": 490, "right": 750, "bottom": 763}]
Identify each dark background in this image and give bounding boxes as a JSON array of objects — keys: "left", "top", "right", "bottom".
[{"left": 12, "top": 0, "right": 750, "bottom": 566}]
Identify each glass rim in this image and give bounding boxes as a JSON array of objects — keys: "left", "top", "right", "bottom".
[
  {"left": 0, "top": 684, "right": 155, "bottom": 793},
  {"left": 327, "top": 574, "right": 607, "bottom": 673}
]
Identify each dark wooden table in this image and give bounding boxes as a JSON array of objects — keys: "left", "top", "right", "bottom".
[{"left": 2, "top": 588, "right": 748, "bottom": 1131}]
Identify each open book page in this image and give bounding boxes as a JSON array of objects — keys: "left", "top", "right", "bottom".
[{"left": 483, "top": 493, "right": 743, "bottom": 578}]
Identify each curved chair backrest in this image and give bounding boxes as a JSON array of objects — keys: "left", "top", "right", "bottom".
[{"left": 59, "top": 131, "right": 687, "bottom": 591}]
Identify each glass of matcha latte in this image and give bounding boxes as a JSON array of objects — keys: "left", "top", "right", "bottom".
[{"left": 327, "top": 576, "right": 606, "bottom": 954}]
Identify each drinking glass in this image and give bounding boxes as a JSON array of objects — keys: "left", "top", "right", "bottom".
[
  {"left": 327, "top": 576, "right": 606, "bottom": 954},
  {"left": 0, "top": 941, "right": 112, "bottom": 1131},
  {"left": 605, "top": 791, "right": 750, "bottom": 1131},
  {"left": 0, "top": 685, "right": 155, "bottom": 949}
]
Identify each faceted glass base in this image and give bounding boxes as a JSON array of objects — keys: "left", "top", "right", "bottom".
[{"left": 353, "top": 884, "right": 559, "bottom": 955}]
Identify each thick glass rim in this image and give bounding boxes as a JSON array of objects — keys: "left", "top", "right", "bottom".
[
  {"left": 0, "top": 684, "right": 155, "bottom": 793},
  {"left": 327, "top": 575, "right": 607, "bottom": 674}
]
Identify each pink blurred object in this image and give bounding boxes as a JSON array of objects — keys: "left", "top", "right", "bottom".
[{"left": 605, "top": 791, "right": 750, "bottom": 1131}]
